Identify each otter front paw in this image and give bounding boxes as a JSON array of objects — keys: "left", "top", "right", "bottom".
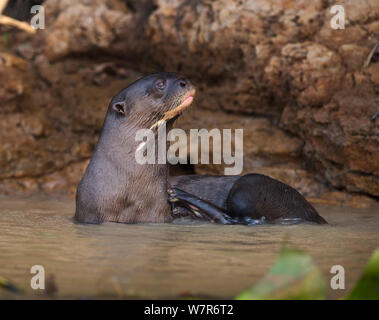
[
  {"left": 167, "top": 188, "right": 178, "bottom": 202},
  {"left": 167, "top": 188, "right": 187, "bottom": 202}
]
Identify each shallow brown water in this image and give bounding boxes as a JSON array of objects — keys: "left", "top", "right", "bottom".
[{"left": 0, "top": 195, "right": 378, "bottom": 299}]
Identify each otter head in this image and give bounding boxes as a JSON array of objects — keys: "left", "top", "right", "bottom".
[{"left": 108, "top": 72, "right": 195, "bottom": 130}]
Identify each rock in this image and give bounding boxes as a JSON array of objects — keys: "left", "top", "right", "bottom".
[
  {"left": 0, "top": 0, "right": 377, "bottom": 202},
  {"left": 308, "top": 191, "right": 378, "bottom": 209},
  {"left": 39, "top": 159, "right": 89, "bottom": 194},
  {"left": 174, "top": 109, "right": 323, "bottom": 197},
  {"left": 345, "top": 173, "right": 379, "bottom": 196},
  {"left": 0, "top": 53, "right": 27, "bottom": 110},
  {"left": 339, "top": 44, "right": 370, "bottom": 70},
  {"left": 266, "top": 42, "right": 345, "bottom": 107},
  {"left": 281, "top": 89, "right": 379, "bottom": 196},
  {"left": 0, "top": 160, "right": 89, "bottom": 196},
  {"left": 43, "top": 1, "right": 132, "bottom": 60}
]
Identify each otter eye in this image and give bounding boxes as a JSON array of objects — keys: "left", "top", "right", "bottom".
[{"left": 155, "top": 79, "right": 166, "bottom": 90}]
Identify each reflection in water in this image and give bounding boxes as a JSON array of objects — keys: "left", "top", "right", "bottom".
[{"left": 0, "top": 195, "right": 378, "bottom": 299}]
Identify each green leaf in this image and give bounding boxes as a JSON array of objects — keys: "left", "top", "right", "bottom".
[
  {"left": 0, "top": 276, "right": 23, "bottom": 295},
  {"left": 235, "top": 246, "right": 326, "bottom": 300},
  {"left": 346, "top": 248, "right": 379, "bottom": 300}
]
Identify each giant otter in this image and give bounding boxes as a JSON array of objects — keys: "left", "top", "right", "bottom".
[{"left": 75, "top": 72, "right": 327, "bottom": 225}]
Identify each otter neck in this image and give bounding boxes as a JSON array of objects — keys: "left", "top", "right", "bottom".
[
  {"left": 96, "top": 114, "right": 172, "bottom": 222},
  {"left": 100, "top": 114, "right": 174, "bottom": 169}
]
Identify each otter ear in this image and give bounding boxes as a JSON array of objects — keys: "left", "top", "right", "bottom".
[{"left": 112, "top": 101, "right": 127, "bottom": 116}]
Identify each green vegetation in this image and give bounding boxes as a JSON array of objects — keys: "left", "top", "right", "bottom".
[
  {"left": 236, "top": 247, "right": 379, "bottom": 300},
  {"left": 236, "top": 246, "right": 326, "bottom": 300},
  {"left": 347, "top": 249, "right": 379, "bottom": 300},
  {"left": 0, "top": 276, "right": 22, "bottom": 295}
]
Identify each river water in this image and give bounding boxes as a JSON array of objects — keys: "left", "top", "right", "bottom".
[{"left": 0, "top": 195, "right": 378, "bottom": 299}]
